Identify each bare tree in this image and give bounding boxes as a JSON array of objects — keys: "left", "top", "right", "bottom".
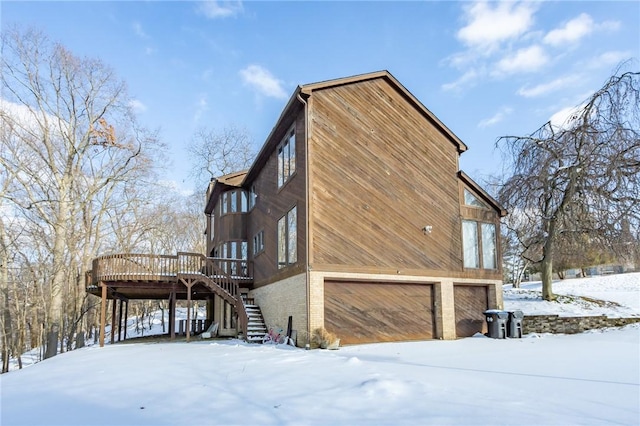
[
  {"left": 187, "top": 125, "right": 255, "bottom": 190},
  {"left": 0, "top": 27, "right": 162, "bottom": 358},
  {"left": 497, "top": 68, "right": 640, "bottom": 300}
]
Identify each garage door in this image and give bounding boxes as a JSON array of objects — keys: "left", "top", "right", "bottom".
[
  {"left": 324, "top": 281, "right": 435, "bottom": 345},
  {"left": 454, "top": 285, "right": 488, "bottom": 338}
]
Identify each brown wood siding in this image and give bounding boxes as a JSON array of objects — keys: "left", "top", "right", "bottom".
[
  {"left": 247, "top": 112, "right": 307, "bottom": 286},
  {"left": 216, "top": 213, "right": 247, "bottom": 243},
  {"left": 453, "top": 285, "right": 489, "bottom": 338},
  {"left": 324, "top": 281, "right": 435, "bottom": 344},
  {"left": 309, "top": 79, "right": 462, "bottom": 272}
]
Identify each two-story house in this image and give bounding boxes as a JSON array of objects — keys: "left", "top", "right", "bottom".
[{"left": 204, "top": 70, "right": 507, "bottom": 345}]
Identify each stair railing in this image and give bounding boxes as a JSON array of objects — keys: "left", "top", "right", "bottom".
[{"left": 199, "top": 256, "right": 250, "bottom": 341}]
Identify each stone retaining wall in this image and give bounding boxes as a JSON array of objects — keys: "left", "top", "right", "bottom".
[{"left": 523, "top": 315, "right": 640, "bottom": 334}]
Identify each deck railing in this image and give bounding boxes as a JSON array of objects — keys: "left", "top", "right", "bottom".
[
  {"left": 88, "top": 251, "right": 254, "bottom": 342},
  {"left": 91, "top": 253, "right": 179, "bottom": 284},
  {"left": 89, "top": 252, "right": 252, "bottom": 286}
]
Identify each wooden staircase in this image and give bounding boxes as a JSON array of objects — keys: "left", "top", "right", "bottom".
[
  {"left": 240, "top": 293, "right": 267, "bottom": 343},
  {"left": 187, "top": 256, "right": 267, "bottom": 343}
]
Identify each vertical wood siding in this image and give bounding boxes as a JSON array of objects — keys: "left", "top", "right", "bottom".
[{"left": 309, "top": 79, "right": 462, "bottom": 271}]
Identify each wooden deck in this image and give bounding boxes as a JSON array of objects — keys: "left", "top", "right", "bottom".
[
  {"left": 86, "top": 252, "right": 253, "bottom": 299},
  {"left": 86, "top": 252, "right": 254, "bottom": 346}
]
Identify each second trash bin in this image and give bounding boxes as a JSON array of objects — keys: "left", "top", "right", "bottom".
[
  {"left": 507, "top": 310, "right": 524, "bottom": 338},
  {"left": 484, "top": 310, "right": 508, "bottom": 339}
]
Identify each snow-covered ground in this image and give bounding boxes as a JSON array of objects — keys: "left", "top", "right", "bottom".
[
  {"left": 504, "top": 272, "right": 640, "bottom": 317},
  {"left": 1, "top": 273, "right": 639, "bottom": 425}
]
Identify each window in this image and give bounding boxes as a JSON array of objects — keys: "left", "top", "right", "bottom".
[
  {"left": 253, "top": 230, "right": 264, "bottom": 256},
  {"left": 241, "top": 241, "right": 248, "bottom": 260},
  {"left": 221, "top": 192, "right": 228, "bottom": 215},
  {"left": 481, "top": 223, "right": 496, "bottom": 269},
  {"left": 217, "top": 240, "right": 248, "bottom": 275},
  {"left": 277, "top": 206, "right": 297, "bottom": 268},
  {"left": 230, "top": 190, "right": 238, "bottom": 213},
  {"left": 464, "top": 189, "right": 487, "bottom": 208},
  {"left": 209, "top": 215, "right": 215, "bottom": 241},
  {"left": 462, "top": 220, "right": 497, "bottom": 270},
  {"left": 220, "top": 190, "right": 250, "bottom": 215},
  {"left": 249, "top": 185, "right": 257, "bottom": 210},
  {"left": 462, "top": 221, "right": 479, "bottom": 268},
  {"left": 241, "top": 190, "right": 249, "bottom": 212},
  {"left": 277, "top": 127, "right": 296, "bottom": 188}
]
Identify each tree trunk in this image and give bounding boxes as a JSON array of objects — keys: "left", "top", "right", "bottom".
[
  {"left": 541, "top": 253, "right": 555, "bottom": 301},
  {"left": 1, "top": 349, "right": 8, "bottom": 373},
  {"left": 513, "top": 260, "right": 530, "bottom": 289},
  {"left": 45, "top": 187, "right": 71, "bottom": 359},
  {"left": 2, "top": 289, "right": 11, "bottom": 373},
  {"left": 44, "top": 329, "right": 59, "bottom": 359}
]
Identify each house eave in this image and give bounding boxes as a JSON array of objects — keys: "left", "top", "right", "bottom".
[{"left": 458, "top": 170, "right": 508, "bottom": 217}]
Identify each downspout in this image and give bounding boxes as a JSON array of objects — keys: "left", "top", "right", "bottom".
[{"left": 297, "top": 91, "right": 311, "bottom": 346}]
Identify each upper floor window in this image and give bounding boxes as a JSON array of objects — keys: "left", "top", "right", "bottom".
[
  {"left": 253, "top": 230, "right": 264, "bottom": 256},
  {"left": 249, "top": 185, "right": 257, "bottom": 210},
  {"left": 219, "top": 190, "right": 250, "bottom": 216},
  {"left": 241, "top": 191, "right": 249, "bottom": 212},
  {"left": 230, "top": 190, "right": 238, "bottom": 212},
  {"left": 216, "top": 240, "right": 248, "bottom": 275},
  {"left": 462, "top": 220, "right": 496, "bottom": 269},
  {"left": 277, "top": 206, "right": 297, "bottom": 268},
  {"left": 221, "top": 192, "right": 228, "bottom": 215},
  {"left": 209, "top": 215, "right": 215, "bottom": 241},
  {"left": 277, "top": 127, "right": 296, "bottom": 188},
  {"left": 464, "top": 189, "right": 487, "bottom": 208}
]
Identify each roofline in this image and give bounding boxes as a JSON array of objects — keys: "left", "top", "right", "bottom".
[
  {"left": 300, "top": 70, "right": 468, "bottom": 153},
  {"left": 244, "top": 86, "right": 304, "bottom": 184},
  {"left": 204, "top": 170, "right": 248, "bottom": 214},
  {"left": 458, "top": 170, "right": 508, "bottom": 217},
  {"left": 244, "top": 70, "right": 469, "bottom": 185}
]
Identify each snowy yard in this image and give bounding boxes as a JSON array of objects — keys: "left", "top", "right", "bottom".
[
  {"left": 504, "top": 272, "right": 640, "bottom": 317},
  {"left": 1, "top": 273, "right": 639, "bottom": 425}
]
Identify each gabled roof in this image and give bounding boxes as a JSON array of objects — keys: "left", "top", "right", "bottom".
[
  {"left": 204, "top": 170, "right": 248, "bottom": 214},
  {"left": 244, "top": 70, "right": 468, "bottom": 184},
  {"left": 299, "top": 70, "right": 468, "bottom": 153},
  {"left": 217, "top": 170, "right": 247, "bottom": 187},
  {"left": 458, "top": 171, "right": 508, "bottom": 217}
]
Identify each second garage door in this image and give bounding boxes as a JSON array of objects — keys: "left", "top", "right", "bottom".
[
  {"left": 454, "top": 285, "right": 489, "bottom": 338},
  {"left": 324, "top": 281, "right": 435, "bottom": 345}
]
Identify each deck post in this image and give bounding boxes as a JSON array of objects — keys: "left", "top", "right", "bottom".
[
  {"left": 99, "top": 283, "right": 107, "bottom": 348},
  {"left": 179, "top": 278, "right": 196, "bottom": 342},
  {"left": 110, "top": 298, "right": 117, "bottom": 344},
  {"left": 117, "top": 299, "right": 124, "bottom": 342},
  {"left": 169, "top": 292, "right": 176, "bottom": 339},
  {"left": 123, "top": 300, "right": 129, "bottom": 340},
  {"left": 186, "top": 283, "right": 192, "bottom": 342}
]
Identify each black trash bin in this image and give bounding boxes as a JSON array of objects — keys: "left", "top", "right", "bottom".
[
  {"left": 483, "top": 310, "right": 508, "bottom": 339},
  {"left": 507, "top": 310, "right": 524, "bottom": 338}
]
